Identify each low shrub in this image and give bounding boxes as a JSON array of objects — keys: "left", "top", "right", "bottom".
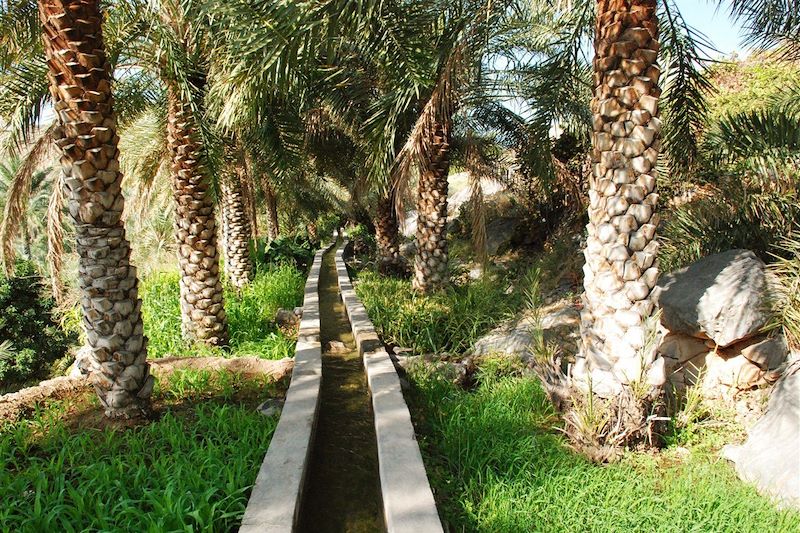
[
  {"left": 347, "top": 223, "right": 376, "bottom": 256},
  {"left": 0, "top": 369, "right": 281, "bottom": 530},
  {"left": 406, "top": 359, "right": 800, "bottom": 531},
  {"left": 355, "top": 271, "right": 521, "bottom": 354},
  {"left": 141, "top": 265, "right": 305, "bottom": 359},
  {"left": 259, "top": 235, "right": 316, "bottom": 271},
  {"left": 0, "top": 263, "right": 74, "bottom": 389}
]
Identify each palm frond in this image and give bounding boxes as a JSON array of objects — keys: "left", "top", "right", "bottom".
[
  {"left": 658, "top": 0, "right": 716, "bottom": 178},
  {"left": 47, "top": 170, "right": 65, "bottom": 303},
  {"left": 0, "top": 125, "right": 55, "bottom": 275}
]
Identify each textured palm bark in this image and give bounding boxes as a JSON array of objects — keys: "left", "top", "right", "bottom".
[
  {"left": 220, "top": 167, "right": 254, "bottom": 289},
  {"left": 412, "top": 122, "right": 451, "bottom": 293},
  {"left": 264, "top": 182, "right": 279, "bottom": 240},
  {"left": 39, "top": 0, "right": 152, "bottom": 417},
  {"left": 166, "top": 90, "right": 228, "bottom": 345},
  {"left": 574, "top": 0, "right": 665, "bottom": 396},
  {"left": 374, "top": 193, "right": 402, "bottom": 274}
]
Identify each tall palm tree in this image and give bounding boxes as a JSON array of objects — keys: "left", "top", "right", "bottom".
[
  {"left": 572, "top": 0, "right": 665, "bottom": 426},
  {"left": 165, "top": 85, "right": 227, "bottom": 345},
  {"left": 37, "top": 0, "right": 152, "bottom": 417}
]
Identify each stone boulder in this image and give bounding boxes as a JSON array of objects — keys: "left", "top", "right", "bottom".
[
  {"left": 485, "top": 217, "right": 519, "bottom": 256},
  {"left": 275, "top": 308, "right": 301, "bottom": 328},
  {"left": 655, "top": 249, "right": 770, "bottom": 347},
  {"left": 723, "top": 360, "right": 800, "bottom": 510},
  {"left": 471, "top": 301, "right": 580, "bottom": 360}
]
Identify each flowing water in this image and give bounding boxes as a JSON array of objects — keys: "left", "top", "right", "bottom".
[{"left": 297, "top": 246, "right": 385, "bottom": 532}]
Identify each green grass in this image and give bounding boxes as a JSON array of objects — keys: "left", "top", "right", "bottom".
[
  {"left": 141, "top": 264, "right": 305, "bottom": 359},
  {"left": 407, "top": 358, "right": 800, "bottom": 532},
  {"left": 354, "top": 271, "right": 521, "bottom": 354},
  {"left": 0, "top": 369, "right": 281, "bottom": 531}
]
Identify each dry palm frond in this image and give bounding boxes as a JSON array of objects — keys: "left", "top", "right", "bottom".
[
  {"left": 47, "top": 171, "right": 65, "bottom": 304},
  {"left": 0, "top": 125, "right": 55, "bottom": 275},
  {"left": 466, "top": 138, "right": 487, "bottom": 268}
]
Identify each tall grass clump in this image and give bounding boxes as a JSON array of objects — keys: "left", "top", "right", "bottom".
[
  {"left": 141, "top": 265, "right": 305, "bottom": 359},
  {"left": 0, "top": 370, "right": 280, "bottom": 530},
  {"left": 406, "top": 359, "right": 800, "bottom": 532},
  {"left": 355, "top": 271, "right": 520, "bottom": 354}
]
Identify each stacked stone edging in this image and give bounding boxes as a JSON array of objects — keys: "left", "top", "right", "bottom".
[
  {"left": 335, "top": 243, "right": 443, "bottom": 533},
  {"left": 240, "top": 243, "right": 332, "bottom": 533}
]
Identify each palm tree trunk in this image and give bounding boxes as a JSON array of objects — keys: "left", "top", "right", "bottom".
[
  {"left": 265, "top": 181, "right": 279, "bottom": 240},
  {"left": 220, "top": 168, "right": 254, "bottom": 289},
  {"left": 39, "top": 0, "right": 152, "bottom": 417},
  {"left": 574, "top": 0, "right": 664, "bottom": 399},
  {"left": 412, "top": 121, "right": 450, "bottom": 293},
  {"left": 375, "top": 192, "right": 402, "bottom": 274},
  {"left": 166, "top": 88, "right": 228, "bottom": 346}
]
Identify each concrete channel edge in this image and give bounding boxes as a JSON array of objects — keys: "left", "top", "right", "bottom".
[
  {"left": 239, "top": 242, "right": 334, "bottom": 533},
  {"left": 335, "top": 242, "right": 444, "bottom": 533}
]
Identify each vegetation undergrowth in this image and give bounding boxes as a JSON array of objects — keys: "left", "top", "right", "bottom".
[
  {"left": 354, "top": 270, "right": 521, "bottom": 354},
  {"left": 141, "top": 264, "right": 305, "bottom": 359},
  {"left": 0, "top": 262, "right": 75, "bottom": 392},
  {"left": 0, "top": 369, "right": 282, "bottom": 530},
  {"left": 406, "top": 358, "right": 800, "bottom": 532}
]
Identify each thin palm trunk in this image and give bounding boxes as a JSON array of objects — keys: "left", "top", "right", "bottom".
[
  {"left": 575, "top": 0, "right": 664, "bottom": 400},
  {"left": 220, "top": 166, "right": 254, "bottom": 288},
  {"left": 38, "top": 0, "right": 152, "bottom": 417},
  {"left": 166, "top": 88, "right": 228, "bottom": 345},
  {"left": 264, "top": 181, "right": 279, "bottom": 240},
  {"left": 375, "top": 192, "right": 402, "bottom": 274},
  {"left": 412, "top": 121, "right": 450, "bottom": 293}
]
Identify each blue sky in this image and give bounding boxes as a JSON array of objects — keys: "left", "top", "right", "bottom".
[{"left": 673, "top": 0, "right": 747, "bottom": 57}]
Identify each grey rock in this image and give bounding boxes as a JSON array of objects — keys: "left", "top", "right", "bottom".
[
  {"left": 275, "top": 308, "right": 300, "bottom": 328},
  {"left": 326, "top": 340, "right": 349, "bottom": 354},
  {"left": 723, "top": 360, "right": 800, "bottom": 509},
  {"left": 485, "top": 217, "right": 519, "bottom": 256},
  {"left": 257, "top": 398, "right": 285, "bottom": 417},
  {"left": 472, "top": 301, "right": 580, "bottom": 359},
  {"left": 741, "top": 335, "right": 789, "bottom": 371},
  {"left": 655, "top": 249, "right": 770, "bottom": 347}
]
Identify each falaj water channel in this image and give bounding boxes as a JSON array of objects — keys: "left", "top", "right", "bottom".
[{"left": 298, "top": 244, "right": 386, "bottom": 532}]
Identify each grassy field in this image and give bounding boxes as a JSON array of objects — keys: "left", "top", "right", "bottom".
[
  {"left": 0, "top": 369, "right": 282, "bottom": 531},
  {"left": 141, "top": 264, "right": 306, "bottom": 359},
  {"left": 354, "top": 270, "right": 521, "bottom": 354},
  {"left": 406, "top": 358, "right": 800, "bottom": 532}
]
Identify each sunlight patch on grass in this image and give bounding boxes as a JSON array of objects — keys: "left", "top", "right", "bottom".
[
  {"left": 0, "top": 369, "right": 281, "bottom": 530},
  {"left": 141, "top": 265, "right": 305, "bottom": 359},
  {"left": 407, "top": 359, "right": 800, "bottom": 532}
]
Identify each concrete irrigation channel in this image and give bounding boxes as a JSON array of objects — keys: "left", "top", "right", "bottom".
[{"left": 240, "top": 240, "right": 442, "bottom": 532}]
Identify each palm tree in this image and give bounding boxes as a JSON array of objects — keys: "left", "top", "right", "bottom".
[
  {"left": 220, "top": 145, "right": 254, "bottom": 288},
  {"left": 165, "top": 85, "right": 227, "bottom": 345},
  {"left": 36, "top": 0, "right": 152, "bottom": 417},
  {"left": 571, "top": 0, "right": 665, "bottom": 439},
  {"left": 374, "top": 191, "right": 403, "bottom": 274}
]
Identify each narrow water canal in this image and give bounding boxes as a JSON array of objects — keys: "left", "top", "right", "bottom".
[{"left": 297, "top": 245, "right": 385, "bottom": 532}]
